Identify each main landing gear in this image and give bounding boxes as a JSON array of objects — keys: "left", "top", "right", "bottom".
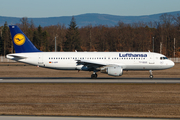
[
  {"left": 149, "top": 70, "right": 153, "bottom": 79},
  {"left": 91, "top": 72, "right": 98, "bottom": 79}
]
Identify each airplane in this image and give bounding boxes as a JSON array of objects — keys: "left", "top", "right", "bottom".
[{"left": 6, "top": 25, "right": 175, "bottom": 79}]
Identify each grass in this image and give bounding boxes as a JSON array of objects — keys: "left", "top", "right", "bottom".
[
  {"left": 0, "top": 83, "right": 180, "bottom": 118},
  {"left": 0, "top": 62, "right": 179, "bottom": 78},
  {"left": 0, "top": 63, "right": 180, "bottom": 118}
]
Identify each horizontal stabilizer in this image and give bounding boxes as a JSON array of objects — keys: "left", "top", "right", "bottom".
[{"left": 6, "top": 54, "right": 26, "bottom": 60}]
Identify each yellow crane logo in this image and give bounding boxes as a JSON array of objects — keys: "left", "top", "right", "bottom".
[{"left": 13, "top": 33, "right": 26, "bottom": 46}]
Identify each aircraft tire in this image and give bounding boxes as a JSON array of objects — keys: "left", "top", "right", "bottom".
[
  {"left": 91, "top": 74, "right": 97, "bottom": 79},
  {"left": 149, "top": 75, "right": 153, "bottom": 79}
]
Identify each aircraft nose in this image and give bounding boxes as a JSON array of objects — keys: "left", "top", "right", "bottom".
[{"left": 169, "top": 60, "right": 175, "bottom": 68}]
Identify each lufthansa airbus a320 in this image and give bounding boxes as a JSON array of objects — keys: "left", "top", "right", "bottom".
[{"left": 6, "top": 25, "right": 174, "bottom": 79}]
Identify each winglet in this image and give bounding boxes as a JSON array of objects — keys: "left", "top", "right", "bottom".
[{"left": 9, "top": 25, "right": 41, "bottom": 53}]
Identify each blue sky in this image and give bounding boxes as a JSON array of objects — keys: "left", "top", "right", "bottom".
[{"left": 0, "top": 0, "right": 180, "bottom": 18}]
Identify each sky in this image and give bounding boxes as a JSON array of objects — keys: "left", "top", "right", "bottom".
[{"left": 0, "top": 0, "right": 180, "bottom": 18}]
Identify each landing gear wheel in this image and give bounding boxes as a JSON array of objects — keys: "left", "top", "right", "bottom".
[
  {"left": 149, "top": 75, "right": 153, "bottom": 79},
  {"left": 149, "top": 70, "right": 153, "bottom": 79},
  {"left": 91, "top": 73, "right": 97, "bottom": 79}
]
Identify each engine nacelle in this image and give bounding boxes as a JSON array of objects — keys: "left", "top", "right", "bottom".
[{"left": 106, "top": 66, "right": 123, "bottom": 76}]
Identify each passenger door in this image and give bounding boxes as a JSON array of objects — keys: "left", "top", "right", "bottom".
[{"left": 149, "top": 53, "right": 155, "bottom": 64}]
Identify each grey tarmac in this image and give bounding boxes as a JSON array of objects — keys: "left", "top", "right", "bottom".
[
  {"left": 0, "top": 116, "right": 178, "bottom": 120},
  {"left": 0, "top": 77, "right": 180, "bottom": 83}
]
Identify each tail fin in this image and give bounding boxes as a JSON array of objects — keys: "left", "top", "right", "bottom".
[{"left": 9, "top": 25, "right": 41, "bottom": 53}]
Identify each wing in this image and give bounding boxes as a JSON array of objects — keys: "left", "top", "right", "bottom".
[
  {"left": 76, "top": 59, "right": 126, "bottom": 71},
  {"left": 76, "top": 59, "right": 115, "bottom": 71},
  {"left": 76, "top": 60, "right": 107, "bottom": 69}
]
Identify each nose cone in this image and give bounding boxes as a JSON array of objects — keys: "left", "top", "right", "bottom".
[{"left": 169, "top": 60, "right": 175, "bottom": 68}]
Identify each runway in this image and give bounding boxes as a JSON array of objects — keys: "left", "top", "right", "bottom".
[
  {"left": 0, "top": 77, "right": 180, "bottom": 83},
  {"left": 0, "top": 116, "right": 177, "bottom": 120}
]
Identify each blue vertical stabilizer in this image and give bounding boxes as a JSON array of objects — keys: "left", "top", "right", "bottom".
[{"left": 9, "top": 25, "right": 41, "bottom": 53}]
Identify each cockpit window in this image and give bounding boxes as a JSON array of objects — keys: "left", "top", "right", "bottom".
[{"left": 160, "top": 57, "right": 168, "bottom": 60}]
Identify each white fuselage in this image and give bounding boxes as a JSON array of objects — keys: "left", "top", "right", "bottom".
[{"left": 7, "top": 52, "right": 174, "bottom": 71}]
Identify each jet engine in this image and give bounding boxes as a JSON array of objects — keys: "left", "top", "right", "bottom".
[{"left": 101, "top": 66, "right": 123, "bottom": 76}]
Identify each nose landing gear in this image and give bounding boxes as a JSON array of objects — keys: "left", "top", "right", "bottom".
[{"left": 149, "top": 70, "right": 153, "bottom": 79}]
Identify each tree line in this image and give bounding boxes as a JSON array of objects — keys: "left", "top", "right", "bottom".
[{"left": 0, "top": 13, "right": 180, "bottom": 57}]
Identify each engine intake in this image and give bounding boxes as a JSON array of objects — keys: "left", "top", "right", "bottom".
[{"left": 106, "top": 66, "right": 123, "bottom": 76}]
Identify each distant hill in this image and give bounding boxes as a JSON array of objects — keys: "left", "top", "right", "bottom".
[{"left": 0, "top": 11, "right": 180, "bottom": 28}]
